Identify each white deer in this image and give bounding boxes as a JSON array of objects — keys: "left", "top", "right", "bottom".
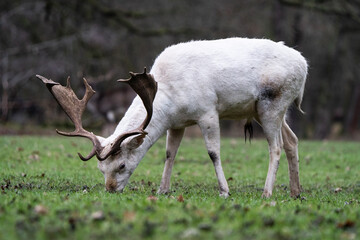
[{"left": 37, "top": 38, "right": 307, "bottom": 198}]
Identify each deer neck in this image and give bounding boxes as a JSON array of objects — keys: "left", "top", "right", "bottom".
[{"left": 102, "top": 95, "right": 169, "bottom": 155}]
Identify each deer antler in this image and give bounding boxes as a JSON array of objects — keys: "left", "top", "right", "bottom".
[
  {"left": 98, "top": 67, "right": 158, "bottom": 158},
  {"left": 118, "top": 67, "right": 157, "bottom": 130},
  {"left": 37, "top": 68, "right": 157, "bottom": 161},
  {"left": 36, "top": 75, "right": 103, "bottom": 161}
]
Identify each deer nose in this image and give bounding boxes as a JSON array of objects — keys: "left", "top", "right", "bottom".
[{"left": 105, "top": 177, "right": 117, "bottom": 192}]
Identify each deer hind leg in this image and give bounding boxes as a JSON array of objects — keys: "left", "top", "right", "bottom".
[
  {"left": 281, "top": 119, "right": 301, "bottom": 198},
  {"left": 257, "top": 101, "right": 286, "bottom": 198},
  {"left": 198, "top": 112, "right": 230, "bottom": 198},
  {"left": 158, "top": 128, "right": 185, "bottom": 194}
]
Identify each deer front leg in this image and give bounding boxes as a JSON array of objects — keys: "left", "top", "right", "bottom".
[
  {"left": 158, "top": 128, "right": 185, "bottom": 194},
  {"left": 198, "top": 113, "right": 230, "bottom": 198}
]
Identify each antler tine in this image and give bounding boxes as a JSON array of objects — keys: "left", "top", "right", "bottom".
[
  {"left": 99, "top": 131, "right": 144, "bottom": 159},
  {"left": 78, "top": 147, "right": 97, "bottom": 161},
  {"left": 66, "top": 76, "right": 71, "bottom": 88},
  {"left": 56, "top": 128, "right": 102, "bottom": 161},
  {"left": 81, "top": 78, "right": 95, "bottom": 105},
  {"left": 37, "top": 75, "right": 103, "bottom": 161}
]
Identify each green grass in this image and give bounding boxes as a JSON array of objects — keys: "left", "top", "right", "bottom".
[{"left": 0, "top": 136, "right": 359, "bottom": 240}]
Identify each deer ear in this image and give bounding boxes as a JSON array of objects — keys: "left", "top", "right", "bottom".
[{"left": 127, "top": 133, "right": 146, "bottom": 150}]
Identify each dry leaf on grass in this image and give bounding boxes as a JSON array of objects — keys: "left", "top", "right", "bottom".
[
  {"left": 34, "top": 205, "right": 48, "bottom": 215},
  {"left": 91, "top": 211, "right": 105, "bottom": 221},
  {"left": 147, "top": 195, "right": 158, "bottom": 202},
  {"left": 177, "top": 195, "right": 184, "bottom": 202}
]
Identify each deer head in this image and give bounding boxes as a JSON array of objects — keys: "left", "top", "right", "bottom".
[{"left": 37, "top": 67, "right": 157, "bottom": 163}]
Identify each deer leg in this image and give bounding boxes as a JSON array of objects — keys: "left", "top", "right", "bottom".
[
  {"left": 281, "top": 119, "right": 301, "bottom": 198},
  {"left": 257, "top": 103, "right": 285, "bottom": 198},
  {"left": 158, "top": 128, "right": 185, "bottom": 194},
  {"left": 262, "top": 130, "right": 283, "bottom": 198},
  {"left": 198, "top": 113, "right": 230, "bottom": 198}
]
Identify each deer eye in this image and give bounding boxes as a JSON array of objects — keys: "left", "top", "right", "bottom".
[{"left": 118, "top": 163, "right": 125, "bottom": 171}]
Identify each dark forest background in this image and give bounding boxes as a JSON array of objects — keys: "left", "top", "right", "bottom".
[{"left": 1, "top": 0, "right": 359, "bottom": 139}]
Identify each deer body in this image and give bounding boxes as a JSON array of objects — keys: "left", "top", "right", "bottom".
[
  {"left": 99, "top": 38, "right": 307, "bottom": 197},
  {"left": 39, "top": 38, "right": 308, "bottom": 198}
]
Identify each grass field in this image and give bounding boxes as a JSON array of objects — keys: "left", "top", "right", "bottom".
[{"left": 0, "top": 136, "right": 359, "bottom": 240}]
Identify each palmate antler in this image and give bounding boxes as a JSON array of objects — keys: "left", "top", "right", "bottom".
[{"left": 37, "top": 67, "right": 157, "bottom": 161}]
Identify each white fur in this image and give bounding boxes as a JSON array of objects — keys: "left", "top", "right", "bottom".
[{"left": 97, "top": 38, "right": 308, "bottom": 198}]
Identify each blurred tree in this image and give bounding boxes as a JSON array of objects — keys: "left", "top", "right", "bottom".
[
  {"left": 1, "top": 0, "right": 359, "bottom": 139},
  {"left": 0, "top": 0, "right": 194, "bottom": 124},
  {"left": 279, "top": 0, "right": 360, "bottom": 138}
]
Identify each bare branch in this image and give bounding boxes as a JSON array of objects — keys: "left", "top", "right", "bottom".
[
  {"left": 89, "top": 2, "right": 195, "bottom": 37},
  {"left": 279, "top": 0, "right": 360, "bottom": 24},
  {"left": 0, "top": 34, "right": 77, "bottom": 57}
]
